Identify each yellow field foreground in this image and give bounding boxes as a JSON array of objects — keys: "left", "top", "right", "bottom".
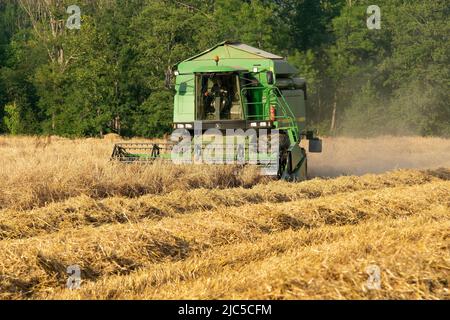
[{"left": 0, "top": 135, "right": 448, "bottom": 299}]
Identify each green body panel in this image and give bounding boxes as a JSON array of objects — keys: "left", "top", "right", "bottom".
[
  {"left": 174, "top": 74, "right": 195, "bottom": 123},
  {"left": 174, "top": 41, "right": 305, "bottom": 141},
  {"left": 178, "top": 59, "right": 273, "bottom": 75},
  {"left": 191, "top": 65, "right": 247, "bottom": 73}
]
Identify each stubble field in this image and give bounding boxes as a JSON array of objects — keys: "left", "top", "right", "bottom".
[{"left": 0, "top": 135, "right": 448, "bottom": 300}]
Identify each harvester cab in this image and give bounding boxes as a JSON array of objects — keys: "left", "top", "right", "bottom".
[{"left": 112, "top": 41, "right": 322, "bottom": 181}]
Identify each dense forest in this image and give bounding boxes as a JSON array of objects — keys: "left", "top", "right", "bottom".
[{"left": 0, "top": 0, "right": 448, "bottom": 137}]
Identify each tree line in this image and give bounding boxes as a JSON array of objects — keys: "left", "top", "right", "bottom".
[{"left": 0, "top": 0, "right": 448, "bottom": 137}]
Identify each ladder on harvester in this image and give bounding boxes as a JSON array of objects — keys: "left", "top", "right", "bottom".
[{"left": 240, "top": 86, "right": 300, "bottom": 144}]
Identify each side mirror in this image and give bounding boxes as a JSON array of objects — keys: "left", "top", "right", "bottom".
[
  {"left": 309, "top": 138, "right": 322, "bottom": 153},
  {"left": 267, "top": 71, "right": 274, "bottom": 85}
]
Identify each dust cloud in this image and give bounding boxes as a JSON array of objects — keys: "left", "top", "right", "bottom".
[{"left": 305, "top": 136, "right": 450, "bottom": 178}]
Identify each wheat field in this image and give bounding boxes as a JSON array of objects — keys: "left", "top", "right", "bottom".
[{"left": 0, "top": 135, "right": 449, "bottom": 300}]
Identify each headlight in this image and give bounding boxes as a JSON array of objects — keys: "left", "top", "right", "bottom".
[
  {"left": 185, "top": 124, "right": 193, "bottom": 129},
  {"left": 176, "top": 124, "right": 185, "bottom": 129}
]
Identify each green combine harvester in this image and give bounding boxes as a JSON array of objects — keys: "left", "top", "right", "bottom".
[{"left": 112, "top": 41, "right": 322, "bottom": 181}]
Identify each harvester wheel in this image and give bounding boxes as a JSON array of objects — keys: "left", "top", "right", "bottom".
[
  {"left": 291, "top": 152, "right": 307, "bottom": 182},
  {"left": 278, "top": 153, "right": 288, "bottom": 180},
  {"left": 280, "top": 147, "right": 307, "bottom": 182}
]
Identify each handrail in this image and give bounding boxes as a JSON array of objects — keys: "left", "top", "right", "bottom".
[
  {"left": 268, "top": 87, "right": 300, "bottom": 141},
  {"left": 240, "top": 86, "right": 299, "bottom": 142},
  {"left": 240, "top": 87, "right": 264, "bottom": 119}
]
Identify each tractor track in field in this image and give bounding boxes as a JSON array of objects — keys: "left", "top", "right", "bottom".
[
  {"left": 0, "top": 168, "right": 446, "bottom": 240},
  {"left": 0, "top": 178, "right": 448, "bottom": 299},
  {"left": 42, "top": 211, "right": 448, "bottom": 300}
]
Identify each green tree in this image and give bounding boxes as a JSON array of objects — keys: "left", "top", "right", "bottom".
[
  {"left": 3, "top": 102, "right": 20, "bottom": 134},
  {"left": 0, "top": 0, "right": 448, "bottom": 138},
  {"left": 132, "top": 90, "right": 173, "bottom": 137}
]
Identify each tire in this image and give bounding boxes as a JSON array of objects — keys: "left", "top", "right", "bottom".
[{"left": 280, "top": 148, "right": 307, "bottom": 182}]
